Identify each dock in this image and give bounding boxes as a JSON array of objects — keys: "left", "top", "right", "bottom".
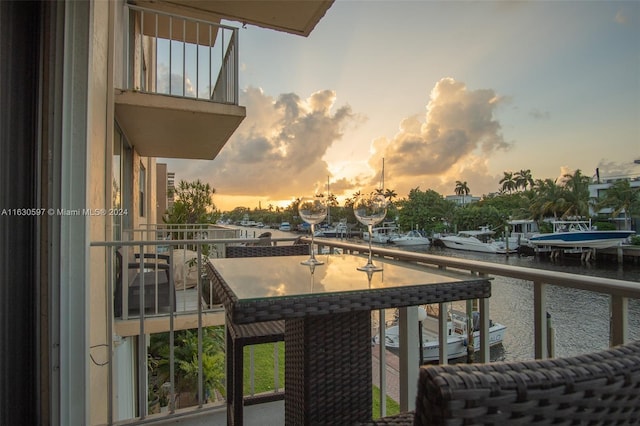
[{"left": 526, "top": 244, "right": 640, "bottom": 264}]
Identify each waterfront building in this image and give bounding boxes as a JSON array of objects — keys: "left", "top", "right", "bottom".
[
  {"left": 445, "top": 194, "right": 481, "bottom": 206},
  {"left": 588, "top": 174, "right": 640, "bottom": 230}
]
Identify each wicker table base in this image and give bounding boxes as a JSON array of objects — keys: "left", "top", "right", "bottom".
[{"left": 285, "top": 310, "right": 373, "bottom": 425}]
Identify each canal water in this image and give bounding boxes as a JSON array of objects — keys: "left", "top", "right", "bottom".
[
  {"left": 232, "top": 226, "right": 640, "bottom": 362},
  {"left": 401, "top": 244, "right": 640, "bottom": 362}
]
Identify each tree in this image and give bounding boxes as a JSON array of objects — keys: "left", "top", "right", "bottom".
[
  {"left": 148, "top": 327, "right": 225, "bottom": 407},
  {"left": 596, "top": 179, "right": 640, "bottom": 230},
  {"left": 529, "top": 178, "right": 568, "bottom": 220},
  {"left": 383, "top": 188, "right": 398, "bottom": 202},
  {"left": 454, "top": 181, "right": 470, "bottom": 206},
  {"left": 164, "top": 179, "right": 218, "bottom": 225},
  {"left": 499, "top": 172, "right": 517, "bottom": 193},
  {"left": 560, "top": 169, "right": 591, "bottom": 218},
  {"left": 395, "top": 188, "right": 455, "bottom": 234},
  {"left": 514, "top": 169, "right": 534, "bottom": 191}
]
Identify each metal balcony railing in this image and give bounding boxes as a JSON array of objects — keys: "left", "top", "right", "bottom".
[
  {"left": 89, "top": 232, "right": 640, "bottom": 424},
  {"left": 90, "top": 227, "right": 300, "bottom": 423},
  {"left": 126, "top": 4, "right": 239, "bottom": 104}
]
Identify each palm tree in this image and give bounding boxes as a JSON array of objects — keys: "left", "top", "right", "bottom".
[
  {"left": 499, "top": 172, "right": 517, "bottom": 194},
  {"left": 454, "top": 181, "right": 470, "bottom": 206},
  {"left": 514, "top": 169, "right": 534, "bottom": 191},
  {"left": 383, "top": 188, "right": 397, "bottom": 202},
  {"left": 596, "top": 179, "right": 640, "bottom": 230},
  {"left": 560, "top": 169, "right": 591, "bottom": 218},
  {"left": 529, "top": 178, "right": 567, "bottom": 220},
  {"left": 327, "top": 193, "right": 339, "bottom": 207}
]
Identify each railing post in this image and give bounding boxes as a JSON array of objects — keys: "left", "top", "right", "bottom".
[
  {"left": 197, "top": 243, "right": 204, "bottom": 407},
  {"left": 106, "top": 247, "right": 114, "bottom": 424},
  {"left": 610, "top": 295, "right": 628, "bottom": 346},
  {"left": 168, "top": 245, "right": 176, "bottom": 413},
  {"left": 378, "top": 309, "right": 387, "bottom": 417},
  {"left": 138, "top": 243, "right": 148, "bottom": 418},
  {"left": 478, "top": 297, "right": 490, "bottom": 363},
  {"left": 233, "top": 28, "right": 239, "bottom": 103},
  {"left": 465, "top": 300, "right": 475, "bottom": 363},
  {"left": 438, "top": 303, "right": 449, "bottom": 364},
  {"left": 398, "top": 306, "right": 419, "bottom": 412},
  {"left": 533, "top": 281, "right": 548, "bottom": 359}
]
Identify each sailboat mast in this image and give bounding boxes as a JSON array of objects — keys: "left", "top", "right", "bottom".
[{"left": 327, "top": 176, "right": 331, "bottom": 225}]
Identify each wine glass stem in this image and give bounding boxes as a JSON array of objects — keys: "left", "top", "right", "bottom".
[
  {"left": 310, "top": 224, "right": 317, "bottom": 261},
  {"left": 367, "top": 224, "right": 374, "bottom": 266}
]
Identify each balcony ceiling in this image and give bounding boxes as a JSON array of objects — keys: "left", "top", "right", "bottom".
[
  {"left": 130, "top": 0, "right": 335, "bottom": 37},
  {"left": 115, "top": 90, "right": 246, "bottom": 160}
]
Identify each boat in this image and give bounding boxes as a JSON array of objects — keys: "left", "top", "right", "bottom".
[
  {"left": 374, "top": 308, "right": 507, "bottom": 363},
  {"left": 440, "top": 226, "right": 516, "bottom": 254},
  {"left": 362, "top": 222, "right": 400, "bottom": 244},
  {"left": 314, "top": 220, "right": 349, "bottom": 238},
  {"left": 527, "top": 220, "right": 635, "bottom": 249},
  {"left": 390, "top": 230, "right": 431, "bottom": 246},
  {"left": 278, "top": 222, "right": 292, "bottom": 232}
]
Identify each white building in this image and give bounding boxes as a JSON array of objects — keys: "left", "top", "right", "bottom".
[
  {"left": 445, "top": 194, "right": 481, "bottom": 206},
  {"left": 588, "top": 174, "right": 640, "bottom": 230}
]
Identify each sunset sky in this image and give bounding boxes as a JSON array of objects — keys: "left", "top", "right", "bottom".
[{"left": 164, "top": 0, "right": 640, "bottom": 212}]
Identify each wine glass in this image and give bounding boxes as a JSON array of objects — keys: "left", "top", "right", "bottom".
[
  {"left": 353, "top": 192, "right": 388, "bottom": 271},
  {"left": 298, "top": 195, "right": 328, "bottom": 265}
]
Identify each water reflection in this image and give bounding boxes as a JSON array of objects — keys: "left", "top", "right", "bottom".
[{"left": 399, "top": 244, "right": 640, "bottom": 361}]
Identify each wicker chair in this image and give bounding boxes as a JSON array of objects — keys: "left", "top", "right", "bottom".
[
  {"left": 220, "top": 243, "right": 309, "bottom": 425},
  {"left": 361, "top": 340, "right": 640, "bottom": 425},
  {"left": 114, "top": 250, "right": 173, "bottom": 317}
]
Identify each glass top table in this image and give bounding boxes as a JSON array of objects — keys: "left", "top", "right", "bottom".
[
  {"left": 209, "top": 253, "right": 491, "bottom": 424},
  {"left": 212, "top": 253, "right": 478, "bottom": 300}
]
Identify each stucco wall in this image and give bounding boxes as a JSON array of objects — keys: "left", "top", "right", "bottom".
[
  {"left": 87, "top": 1, "right": 160, "bottom": 422},
  {"left": 87, "top": 0, "right": 111, "bottom": 424}
]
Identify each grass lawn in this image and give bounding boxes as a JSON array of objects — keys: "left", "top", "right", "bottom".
[
  {"left": 242, "top": 342, "right": 285, "bottom": 395},
  {"left": 243, "top": 343, "right": 400, "bottom": 418}
]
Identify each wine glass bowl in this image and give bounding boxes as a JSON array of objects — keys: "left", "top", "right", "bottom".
[
  {"left": 298, "top": 195, "right": 328, "bottom": 265},
  {"left": 353, "top": 192, "right": 387, "bottom": 271}
]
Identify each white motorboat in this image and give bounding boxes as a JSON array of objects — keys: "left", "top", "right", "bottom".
[
  {"left": 374, "top": 309, "right": 507, "bottom": 363},
  {"left": 278, "top": 222, "right": 292, "bottom": 232},
  {"left": 314, "top": 221, "right": 349, "bottom": 238},
  {"left": 390, "top": 230, "right": 431, "bottom": 246},
  {"left": 528, "top": 220, "right": 635, "bottom": 249},
  {"left": 362, "top": 222, "right": 400, "bottom": 244},
  {"left": 440, "top": 226, "right": 516, "bottom": 254}
]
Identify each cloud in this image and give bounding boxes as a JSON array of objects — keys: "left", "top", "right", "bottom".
[
  {"left": 615, "top": 9, "right": 629, "bottom": 25},
  {"left": 156, "top": 63, "right": 198, "bottom": 97},
  {"left": 595, "top": 159, "right": 637, "bottom": 178},
  {"left": 167, "top": 86, "right": 356, "bottom": 206},
  {"left": 166, "top": 78, "right": 515, "bottom": 209},
  {"left": 367, "top": 77, "right": 510, "bottom": 197}
]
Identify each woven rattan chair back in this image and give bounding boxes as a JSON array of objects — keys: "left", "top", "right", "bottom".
[
  {"left": 359, "top": 340, "right": 640, "bottom": 425},
  {"left": 416, "top": 340, "right": 640, "bottom": 425}
]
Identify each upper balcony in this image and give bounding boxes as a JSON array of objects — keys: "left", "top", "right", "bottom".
[
  {"left": 130, "top": 0, "right": 335, "bottom": 37},
  {"left": 115, "top": 4, "right": 246, "bottom": 160}
]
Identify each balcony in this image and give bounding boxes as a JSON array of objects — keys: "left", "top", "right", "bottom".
[
  {"left": 115, "top": 4, "right": 246, "bottom": 159},
  {"left": 129, "top": 0, "right": 335, "bottom": 37},
  {"left": 90, "top": 229, "right": 640, "bottom": 425}
]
